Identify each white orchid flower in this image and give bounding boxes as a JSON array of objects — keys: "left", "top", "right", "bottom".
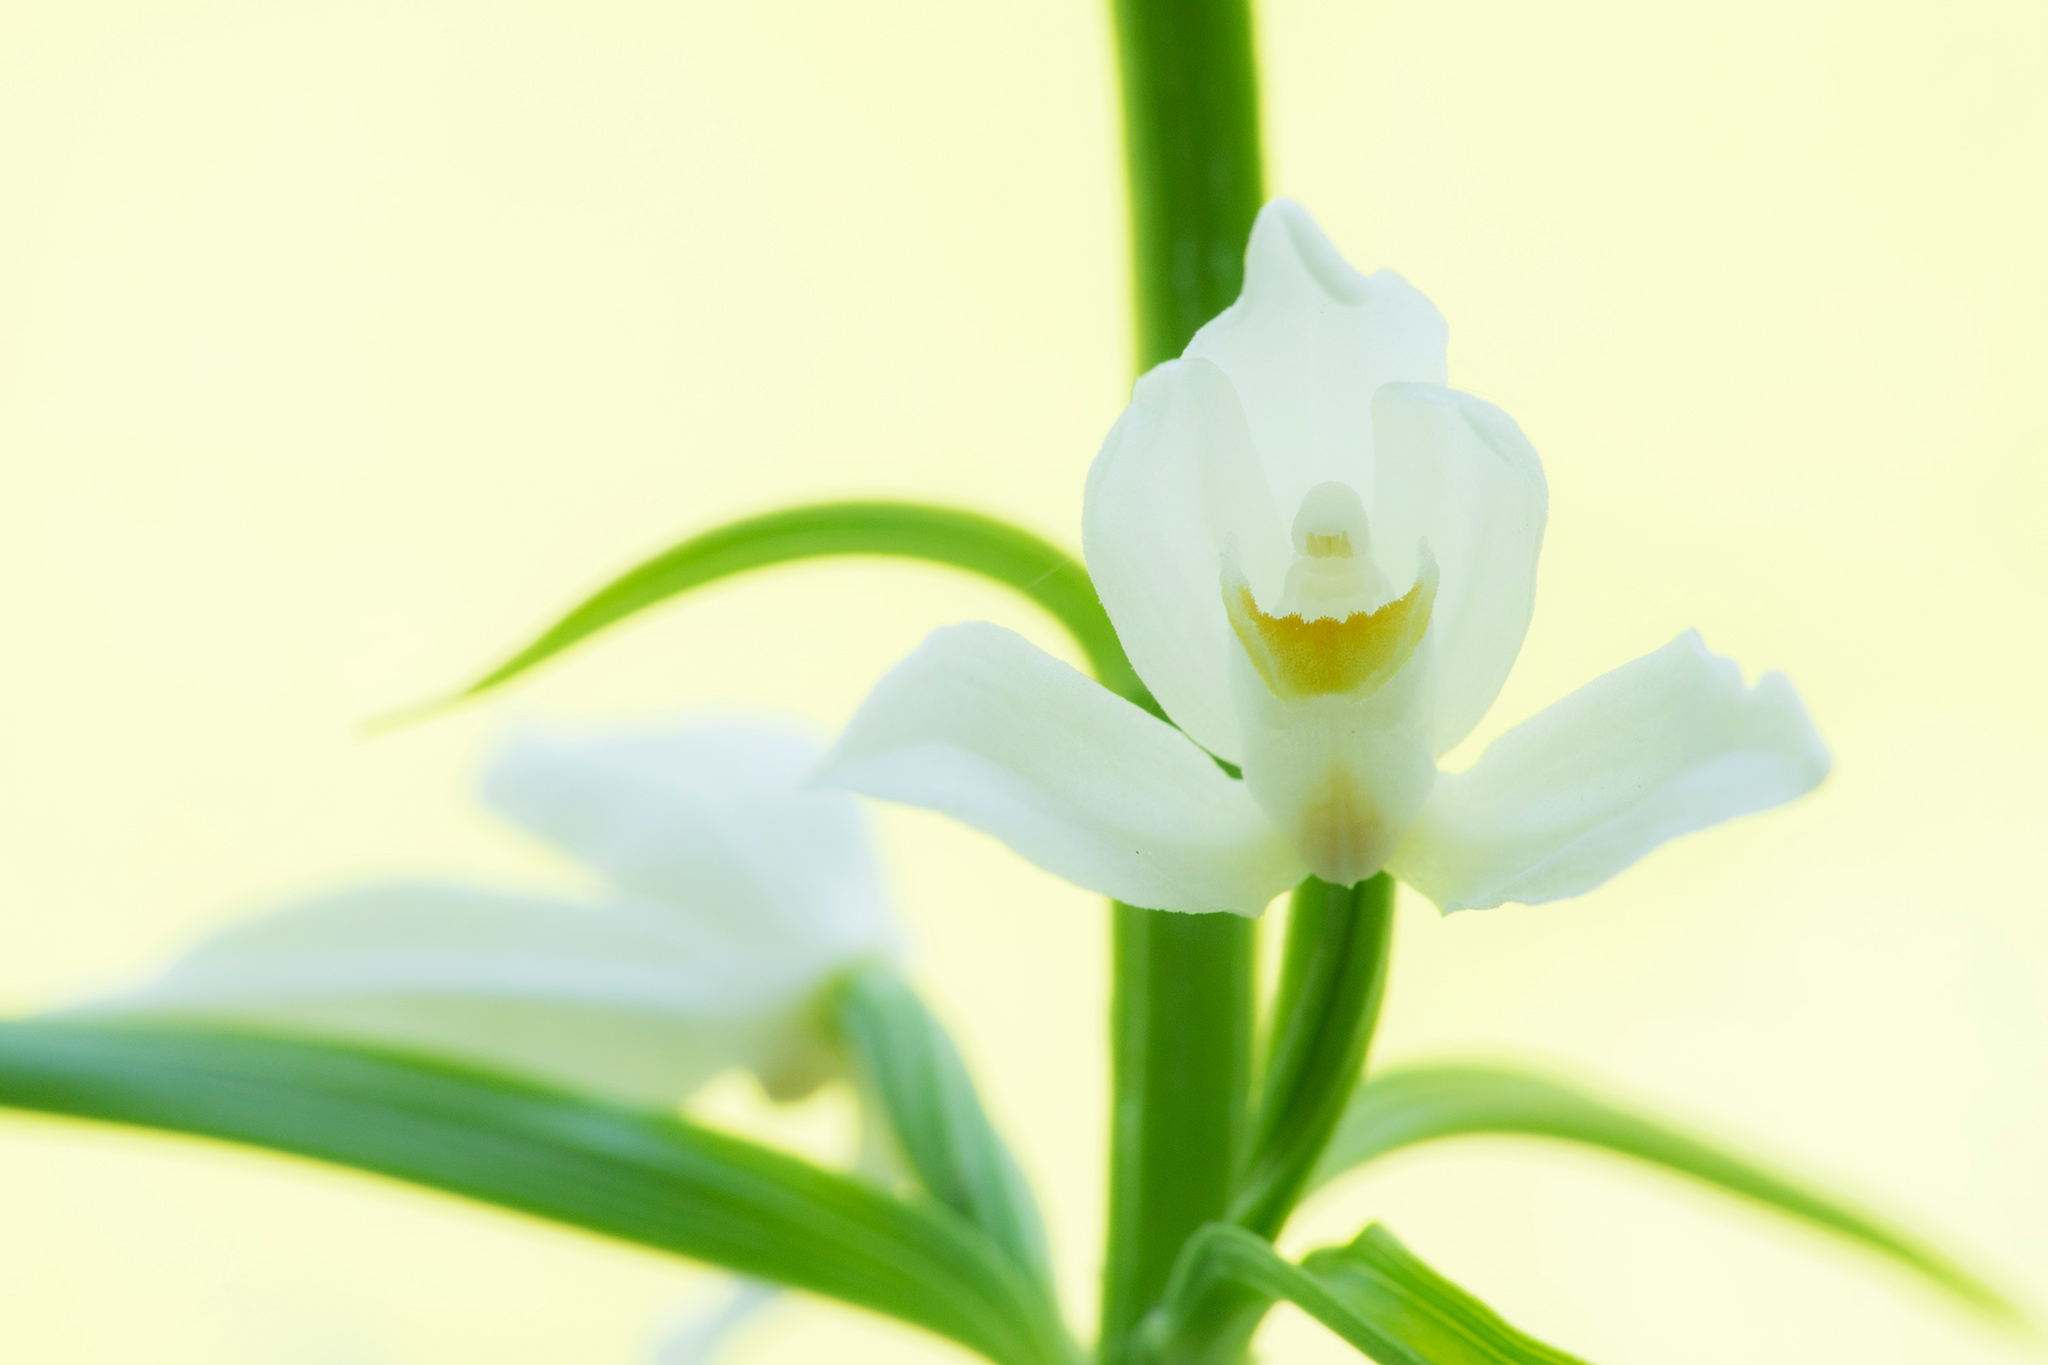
[
  {"left": 821, "top": 200, "right": 1829, "bottom": 916},
  {"left": 70, "top": 721, "right": 899, "bottom": 1106}
]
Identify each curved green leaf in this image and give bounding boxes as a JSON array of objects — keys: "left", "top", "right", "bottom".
[
  {"left": 833, "top": 966, "right": 1055, "bottom": 1291},
  {"left": 429, "top": 501, "right": 1147, "bottom": 714},
  {"left": 0, "top": 1021, "right": 1069, "bottom": 1365},
  {"left": 1309, "top": 1062, "right": 2021, "bottom": 1325},
  {"left": 1135, "top": 1221, "right": 1588, "bottom": 1365},
  {"left": 1233, "top": 874, "right": 1393, "bottom": 1236}
]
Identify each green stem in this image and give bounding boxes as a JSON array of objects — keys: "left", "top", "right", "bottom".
[
  {"left": 1098, "top": 2, "right": 1265, "bottom": 1361},
  {"left": 1236, "top": 874, "right": 1396, "bottom": 1236},
  {"left": 1100, "top": 905, "right": 1257, "bottom": 1365},
  {"left": 1117, "top": 879, "right": 1394, "bottom": 1365},
  {"left": 1109, "top": 0, "right": 1266, "bottom": 370}
]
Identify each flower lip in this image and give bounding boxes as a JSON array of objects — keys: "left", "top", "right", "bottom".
[{"left": 1223, "top": 481, "right": 1439, "bottom": 706}]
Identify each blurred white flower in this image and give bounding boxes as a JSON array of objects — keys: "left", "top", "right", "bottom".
[
  {"left": 71, "top": 721, "right": 899, "bottom": 1105},
  {"left": 653, "top": 1280, "right": 778, "bottom": 1365},
  {"left": 821, "top": 200, "right": 1829, "bottom": 915}
]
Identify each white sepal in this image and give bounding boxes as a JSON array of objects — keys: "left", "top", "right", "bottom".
[
  {"left": 1185, "top": 198, "right": 1449, "bottom": 517},
  {"left": 818, "top": 622, "right": 1306, "bottom": 916},
  {"left": 1389, "top": 631, "right": 1830, "bottom": 912}
]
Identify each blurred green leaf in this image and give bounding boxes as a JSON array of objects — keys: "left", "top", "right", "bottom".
[
  {"left": 834, "top": 966, "right": 1055, "bottom": 1292},
  {"left": 414, "top": 501, "right": 1147, "bottom": 718},
  {"left": 1136, "top": 1221, "right": 1588, "bottom": 1365},
  {"left": 0, "top": 1021, "right": 1069, "bottom": 1365},
  {"left": 1310, "top": 1062, "right": 2022, "bottom": 1325}
]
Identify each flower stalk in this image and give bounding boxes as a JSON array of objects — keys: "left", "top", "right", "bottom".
[
  {"left": 1100, "top": 903, "right": 1257, "bottom": 1365},
  {"left": 1108, "top": 0, "right": 1265, "bottom": 372},
  {"left": 1099, "top": 0, "right": 1267, "bottom": 1359},
  {"left": 1235, "top": 874, "right": 1395, "bottom": 1237}
]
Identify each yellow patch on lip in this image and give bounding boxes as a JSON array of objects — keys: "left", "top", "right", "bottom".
[{"left": 1224, "top": 551, "right": 1437, "bottom": 702}]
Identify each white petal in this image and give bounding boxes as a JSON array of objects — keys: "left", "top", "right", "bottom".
[
  {"left": 1185, "top": 200, "right": 1449, "bottom": 518},
  {"left": 818, "top": 623, "right": 1305, "bottom": 915},
  {"left": 1390, "top": 632, "right": 1830, "bottom": 912},
  {"left": 1083, "top": 358, "right": 1288, "bottom": 760},
  {"left": 654, "top": 1282, "right": 778, "bottom": 1365},
  {"left": 1231, "top": 638, "right": 1439, "bottom": 886},
  {"left": 63, "top": 883, "right": 838, "bottom": 1106},
  {"left": 483, "top": 721, "right": 896, "bottom": 965},
  {"left": 1368, "top": 383, "right": 1548, "bottom": 754}
]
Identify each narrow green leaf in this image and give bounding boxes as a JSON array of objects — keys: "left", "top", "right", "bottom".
[
  {"left": 0, "top": 1021, "right": 1069, "bottom": 1365},
  {"left": 430, "top": 501, "right": 1147, "bottom": 714},
  {"left": 1233, "top": 873, "right": 1394, "bottom": 1236},
  {"left": 833, "top": 966, "right": 1055, "bottom": 1290},
  {"left": 1301, "top": 1225, "right": 1593, "bottom": 1364},
  {"left": 1136, "top": 1222, "right": 1589, "bottom": 1365},
  {"left": 1309, "top": 1062, "right": 2022, "bottom": 1325}
]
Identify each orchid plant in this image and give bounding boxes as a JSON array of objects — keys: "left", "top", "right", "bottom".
[{"left": 0, "top": 2, "right": 2024, "bottom": 1363}]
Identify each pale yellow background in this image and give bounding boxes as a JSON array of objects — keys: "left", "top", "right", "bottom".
[{"left": 1, "top": 1, "right": 2043, "bottom": 1361}]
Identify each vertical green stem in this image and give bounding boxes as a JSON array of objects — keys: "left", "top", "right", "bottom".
[
  {"left": 1108, "top": 0, "right": 1265, "bottom": 370},
  {"left": 1117, "top": 879, "right": 1395, "bottom": 1365},
  {"left": 1100, "top": 904, "right": 1256, "bottom": 1365},
  {"left": 1099, "top": 2, "right": 1264, "bottom": 1360}
]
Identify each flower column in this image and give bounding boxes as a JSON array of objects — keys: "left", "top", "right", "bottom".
[{"left": 1098, "top": 2, "right": 1265, "bottom": 1361}]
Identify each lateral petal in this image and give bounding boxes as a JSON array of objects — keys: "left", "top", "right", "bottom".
[
  {"left": 819, "top": 623, "right": 1305, "bottom": 915},
  {"left": 1390, "top": 632, "right": 1829, "bottom": 912},
  {"left": 1083, "top": 357, "right": 1288, "bottom": 761},
  {"left": 63, "top": 883, "right": 836, "bottom": 1106},
  {"left": 1186, "top": 199, "right": 1449, "bottom": 517},
  {"left": 1368, "top": 383, "right": 1548, "bottom": 754}
]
